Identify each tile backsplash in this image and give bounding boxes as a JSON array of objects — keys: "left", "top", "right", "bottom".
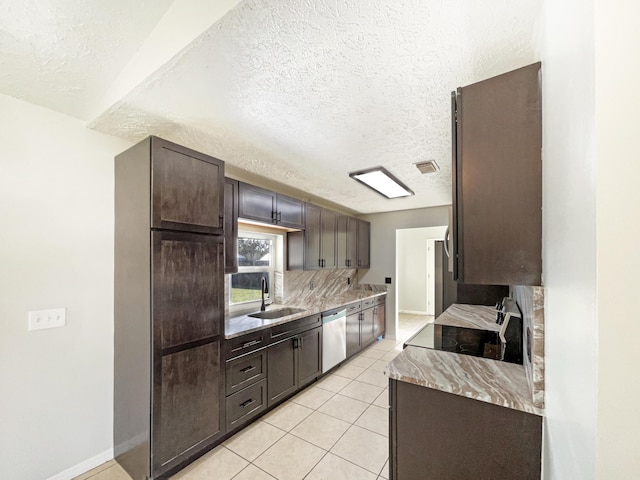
[
  {"left": 225, "top": 268, "right": 387, "bottom": 317},
  {"left": 282, "top": 268, "right": 358, "bottom": 304},
  {"left": 512, "top": 285, "right": 545, "bottom": 409}
]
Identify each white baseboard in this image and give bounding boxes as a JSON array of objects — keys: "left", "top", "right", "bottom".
[
  {"left": 47, "top": 448, "right": 114, "bottom": 480},
  {"left": 398, "top": 309, "right": 429, "bottom": 315}
]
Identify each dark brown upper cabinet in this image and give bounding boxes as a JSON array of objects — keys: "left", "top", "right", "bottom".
[
  {"left": 302, "top": 203, "right": 337, "bottom": 270},
  {"left": 337, "top": 215, "right": 358, "bottom": 268},
  {"left": 151, "top": 137, "right": 224, "bottom": 235},
  {"left": 452, "top": 62, "right": 542, "bottom": 286},
  {"left": 224, "top": 178, "right": 239, "bottom": 274},
  {"left": 356, "top": 219, "right": 371, "bottom": 269},
  {"left": 238, "top": 182, "right": 305, "bottom": 229}
]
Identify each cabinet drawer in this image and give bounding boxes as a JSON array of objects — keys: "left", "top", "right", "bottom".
[
  {"left": 375, "top": 296, "right": 386, "bottom": 306},
  {"left": 226, "top": 349, "right": 267, "bottom": 396},
  {"left": 226, "top": 380, "right": 267, "bottom": 432},
  {"left": 346, "top": 301, "right": 362, "bottom": 314},
  {"left": 270, "top": 314, "right": 321, "bottom": 340},
  {"left": 362, "top": 298, "right": 375, "bottom": 309},
  {"left": 225, "top": 331, "right": 269, "bottom": 358}
]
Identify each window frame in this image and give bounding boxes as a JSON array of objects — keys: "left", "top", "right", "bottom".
[{"left": 229, "top": 230, "right": 277, "bottom": 312}]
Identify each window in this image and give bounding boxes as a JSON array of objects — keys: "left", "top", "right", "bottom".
[{"left": 230, "top": 231, "right": 276, "bottom": 307}]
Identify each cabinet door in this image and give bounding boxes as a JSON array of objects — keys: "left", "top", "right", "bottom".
[
  {"left": 151, "top": 137, "right": 224, "bottom": 234},
  {"left": 267, "top": 337, "right": 297, "bottom": 407},
  {"left": 297, "top": 327, "right": 322, "bottom": 388},
  {"left": 391, "top": 380, "right": 542, "bottom": 480},
  {"left": 337, "top": 216, "right": 348, "bottom": 268},
  {"left": 337, "top": 216, "right": 358, "bottom": 268},
  {"left": 303, "top": 204, "right": 322, "bottom": 270},
  {"left": 277, "top": 194, "right": 305, "bottom": 229},
  {"left": 357, "top": 220, "right": 370, "bottom": 269},
  {"left": 153, "top": 231, "right": 224, "bottom": 349},
  {"left": 361, "top": 307, "right": 375, "bottom": 347},
  {"left": 454, "top": 63, "right": 542, "bottom": 285},
  {"left": 346, "top": 312, "right": 361, "bottom": 358},
  {"left": 224, "top": 178, "right": 239, "bottom": 274},
  {"left": 320, "top": 208, "right": 338, "bottom": 269},
  {"left": 238, "top": 183, "right": 276, "bottom": 224},
  {"left": 373, "top": 302, "right": 385, "bottom": 339},
  {"left": 152, "top": 341, "right": 224, "bottom": 476}
]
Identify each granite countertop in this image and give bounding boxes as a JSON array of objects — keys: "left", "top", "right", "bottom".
[
  {"left": 386, "top": 304, "right": 542, "bottom": 416},
  {"left": 225, "top": 290, "right": 387, "bottom": 339},
  {"left": 434, "top": 303, "right": 500, "bottom": 330}
]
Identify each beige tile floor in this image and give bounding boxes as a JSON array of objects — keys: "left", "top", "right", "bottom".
[{"left": 75, "top": 314, "right": 432, "bottom": 480}]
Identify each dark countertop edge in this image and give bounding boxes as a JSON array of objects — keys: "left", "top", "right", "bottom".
[
  {"left": 385, "top": 346, "right": 543, "bottom": 417},
  {"left": 224, "top": 291, "right": 387, "bottom": 339}
]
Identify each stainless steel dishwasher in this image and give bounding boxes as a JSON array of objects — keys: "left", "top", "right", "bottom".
[{"left": 321, "top": 308, "right": 347, "bottom": 373}]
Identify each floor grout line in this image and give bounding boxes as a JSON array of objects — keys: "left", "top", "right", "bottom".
[{"left": 75, "top": 315, "right": 430, "bottom": 480}]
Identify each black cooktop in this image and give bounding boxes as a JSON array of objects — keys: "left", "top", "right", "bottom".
[{"left": 403, "top": 323, "right": 522, "bottom": 364}]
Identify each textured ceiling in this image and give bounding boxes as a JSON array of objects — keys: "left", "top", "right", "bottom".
[
  {"left": 0, "top": 0, "right": 173, "bottom": 119},
  {"left": 2, "top": 0, "right": 543, "bottom": 214}
]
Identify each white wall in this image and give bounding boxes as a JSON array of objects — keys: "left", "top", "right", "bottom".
[
  {"left": 0, "top": 94, "right": 131, "bottom": 480},
  {"left": 396, "top": 228, "right": 446, "bottom": 315},
  {"left": 359, "top": 207, "right": 449, "bottom": 339},
  {"left": 594, "top": 0, "right": 640, "bottom": 477},
  {"left": 540, "top": 1, "right": 598, "bottom": 478}
]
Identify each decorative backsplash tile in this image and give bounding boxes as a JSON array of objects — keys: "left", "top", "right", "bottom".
[
  {"left": 283, "top": 269, "right": 358, "bottom": 304},
  {"left": 512, "top": 285, "right": 545, "bottom": 409},
  {"left": 225, "top": 268, "right": 387, "bottom": 317}
]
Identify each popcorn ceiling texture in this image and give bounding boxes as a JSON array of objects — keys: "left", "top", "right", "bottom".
[
  {"left": 0, "top": 0, "right": 173, "bottom": 119},
  {"left": 1, "top": 0, "right": 541, "bottom": 214},
  {"left": 87, "top": 0, "right": 542, "bottom": 214}
]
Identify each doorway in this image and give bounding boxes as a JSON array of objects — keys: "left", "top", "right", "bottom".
[{"left": 395, "top": 226, "right": 447, "bottom": 340}]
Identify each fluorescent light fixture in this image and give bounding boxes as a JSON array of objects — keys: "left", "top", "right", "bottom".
[{"left": 349, "top": 167, "right": 414, "bottom": 199}]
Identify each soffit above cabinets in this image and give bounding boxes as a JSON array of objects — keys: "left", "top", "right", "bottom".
[{"left": 0, "top": 0, "right": 542, "bottom": 214}]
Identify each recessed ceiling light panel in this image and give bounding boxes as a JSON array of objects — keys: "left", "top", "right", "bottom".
[{"left": 349, "top": 167, "right": 414, "bottom": 199}]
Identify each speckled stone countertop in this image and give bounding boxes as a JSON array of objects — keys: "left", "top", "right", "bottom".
[
  {"left": 225, "top": 291, "right": 387, "bottom": 339},
  {"left": 386, "top": 304, "right": 543, "bottom": 416}
]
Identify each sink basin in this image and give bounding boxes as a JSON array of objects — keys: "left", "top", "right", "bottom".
[{"left": 248, "top": 307, "right": 307, "bottom": 320}]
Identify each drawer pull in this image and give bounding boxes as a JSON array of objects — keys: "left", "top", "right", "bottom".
[
  {"left": 239, "top": 365, "right": 256, "bottom": 373},
  {"left": 239, "top": 398, "right": 255, "bottom": 409},
  {"left": 242, "top": 340, "right": 261, "bottom": 348}
]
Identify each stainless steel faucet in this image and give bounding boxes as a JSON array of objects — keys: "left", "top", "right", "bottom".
[{"left": 260, "top": 277, "right": 269, "bottom": 311}]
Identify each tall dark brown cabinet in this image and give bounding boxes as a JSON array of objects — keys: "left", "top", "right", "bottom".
[
  {"left": 114, "top": 137, "right": 226, "bottom": 480},
  {"left": 452, "top": 62, "right": 542, "bottom": 286}
]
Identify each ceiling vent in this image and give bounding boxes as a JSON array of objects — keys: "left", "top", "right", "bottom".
[{"left": 415, "top": 160, "right": 439, "bottom": 174}]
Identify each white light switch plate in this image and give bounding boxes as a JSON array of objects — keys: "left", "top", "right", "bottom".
[{"left": 28, "top": 308, "right": 66, "bottom": 331}]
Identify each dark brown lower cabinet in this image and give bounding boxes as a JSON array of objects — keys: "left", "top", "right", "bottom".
[
  {"left": 226, "top": 379, "right": 267, "bottom": 432},
  {"left": 153, "top": 341, "right": 224, "bottom": 473},
  {"left": 390, "top": 379, "right": 542, "bottom": 480},
  {"left": 267, "top": 336, "right": 297, "bottom": 406},
  {"left": 267, "top": 326, "right": 322, "bottom": 407},
  {"left": 346, "top": 297, "right": 386, "bottom": 359},
  {"left": 346, "top": 310, "right": 361, "bottom": 358},
  {"left": 373, "top": 299, "right": 385, "bottom": 339},
  {"left": 298, "top": 327, "right": 323, "bottom": 387},
  {"left": 361, "top": 307, "right": 375, "bottom": 346}
]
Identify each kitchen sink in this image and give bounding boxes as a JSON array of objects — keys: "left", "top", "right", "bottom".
[{"left": 248, "top": 307, "right": 307, "bottom": 320}]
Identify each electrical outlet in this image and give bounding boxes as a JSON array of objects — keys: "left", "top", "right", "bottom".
[
  {"left": 28, "top": 308, "right": 66, "bottom": 331},
  {"left": 309, "top": 281, "right": 314, "bottom": 290},
  {"left": 347, "top": 277, "right": 351, "bottom": 285}
]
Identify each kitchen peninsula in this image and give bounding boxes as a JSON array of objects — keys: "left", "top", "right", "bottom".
[{"left": 386, "top": 291, "right": 545, "bottom": 479}]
